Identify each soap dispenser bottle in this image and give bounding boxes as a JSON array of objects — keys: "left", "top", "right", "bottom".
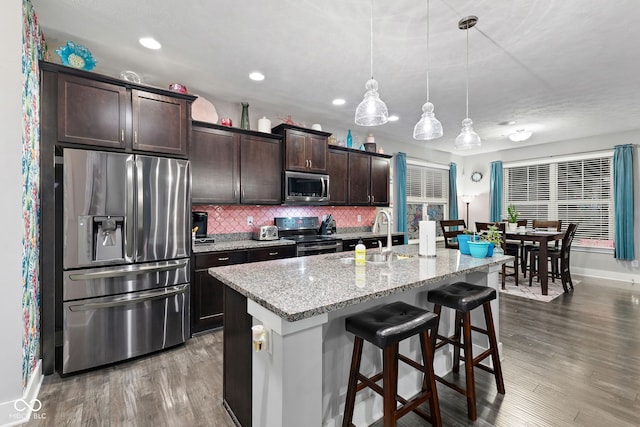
[{"left": 355, "top": 239, "right": 366, "bottom": 265}]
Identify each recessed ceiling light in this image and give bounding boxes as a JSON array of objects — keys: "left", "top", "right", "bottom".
[
  {"left": 139, "top": 37, "right": 161, "bottom": 50},
  {"left": 509, "top": 129, "right": 533, "bottom": 142},
  {"left": 332, "top": 98, "right": 346, "bottom": 106},
  {"left": 498, "top": 120, "right": 516, "bottom": 126},
  {"left": 388, "top": 115, "right": 399, "bottom": 122},
  {"left": 249, "top": 72, "right": 265, "bottom": 81}
]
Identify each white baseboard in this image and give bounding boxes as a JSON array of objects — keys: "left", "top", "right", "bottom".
[
  {"left": 571, "top": 268, "right": 638, "bottom": 288},
  {"left": 0, "top": 360, "right": 44, "bottom": 426}
]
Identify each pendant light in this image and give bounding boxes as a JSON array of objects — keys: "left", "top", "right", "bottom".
[
  {"left": 455, "top": 16, "right": 481, "bottom": 149},
  {"left": 413, "top": 0, "right": 443, "bottom": 140},
  {"left": 355, "top": 0, "right": 389, "bottom": 126}
]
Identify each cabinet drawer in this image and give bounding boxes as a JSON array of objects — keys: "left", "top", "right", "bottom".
[
  {"left": 392, "top": 235, "right": 404, "bottom": 246},
  {"left": 195, "top": 250, "right": 248, "bottom": 269},
  {"left": 248, "top": 245, "right": 296, "bottom": 262}
]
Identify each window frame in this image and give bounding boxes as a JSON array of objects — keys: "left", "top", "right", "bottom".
[{"left": 405, "top": 159, "right": 449, "bottom": 244}]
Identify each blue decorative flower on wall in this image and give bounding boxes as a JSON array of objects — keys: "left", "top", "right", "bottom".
[{"left": 55, "top": 41, "right": 96, "bottom": 71}]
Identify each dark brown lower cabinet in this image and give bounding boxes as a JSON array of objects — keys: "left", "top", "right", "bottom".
[
  {"left": 342, "top": 234, "right": 405, "bottom": 251},
  {"left": 223, "top": 286, "right": 252, "bottom": 427}
]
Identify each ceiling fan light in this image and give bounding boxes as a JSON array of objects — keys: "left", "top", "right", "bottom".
[
  {"left": 455, "top": 117, "right": 481, "bottom": 149},
  {"left": 413, "top": 102, "right": 443, "bottom": 140},
  {"left": 355, "top": 78, "right": 389, "bottom": 126},
  {"left": 509, "top": 129, "right": 533, "bottom": 142}
]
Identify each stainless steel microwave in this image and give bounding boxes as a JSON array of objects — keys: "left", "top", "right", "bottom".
[{"left": 284, "top": 171, "right": 330, "bottom": 204}]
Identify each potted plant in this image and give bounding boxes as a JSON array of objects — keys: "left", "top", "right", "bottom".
[
  {"left": 507, "top": 205, "right": 519, "bottom": 232},
  {"left": 480, "top": 225, "right": 503, "bottom": 256}
]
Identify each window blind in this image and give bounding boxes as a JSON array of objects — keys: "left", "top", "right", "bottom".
[
  {"left": 406, "top": 163, "right": 449, "bottom": 241},
  {"left": 504, "top": 155, "right": 613, "bottom": 247}
]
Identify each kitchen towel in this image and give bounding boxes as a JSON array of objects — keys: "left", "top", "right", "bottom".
[{"left": 419, "top": 220, "right": 436, "bottom": 257}]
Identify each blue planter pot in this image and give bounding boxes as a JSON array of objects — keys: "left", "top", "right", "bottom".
[
  {"left": 486, "top": 243, "right": 494, "bottom": 257},
  {"left": 458, "top": 234, "right": 478, "bottom": 255},
  {"left": 468, "top": 241, "right": 491, "bottom": 258}
]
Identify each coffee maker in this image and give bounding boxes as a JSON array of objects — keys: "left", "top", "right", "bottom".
[{"left": 192, "top": 211, "right": 208, "bottom": 238}]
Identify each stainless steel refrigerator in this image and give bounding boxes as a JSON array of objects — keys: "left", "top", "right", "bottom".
[{"left": 61, "top": 148, "right": 191, "bottom": 373}]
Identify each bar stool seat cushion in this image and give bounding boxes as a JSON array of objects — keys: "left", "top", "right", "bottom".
[
  {"left": 345, "top": 301, "right": 438, "bottom": 349},
  {"left": 427, "top": 282, "right": 496, "bottom": 312}
]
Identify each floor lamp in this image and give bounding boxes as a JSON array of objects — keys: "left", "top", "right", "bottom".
[{"left": 461, "top": 195, "right": 475, "bottom": 227}]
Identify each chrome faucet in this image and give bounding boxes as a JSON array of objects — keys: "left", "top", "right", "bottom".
[{"left": 373, "top": 210, "right": 393, "bottom": 254}]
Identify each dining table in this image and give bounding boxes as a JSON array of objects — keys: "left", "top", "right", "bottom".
[{"left": 504, "top": 229, "right": 566, "bottom": 295}]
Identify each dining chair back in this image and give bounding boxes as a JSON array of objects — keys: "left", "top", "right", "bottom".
[
  {"left": 529, "top": 223, "right": 578, "bottom": 292},
  {"left": 475, "top": 222, "right": 519, "bottom": 288},
  {"left": 440, "top": 219, "right": 466, "bottom": 249},
  {"left": 522, "top": 220, "right": 563, "bottom": 278}
]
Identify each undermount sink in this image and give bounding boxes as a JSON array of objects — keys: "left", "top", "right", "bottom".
[{"left": 339, "top": 253, "right": 411, "bottom": 265}]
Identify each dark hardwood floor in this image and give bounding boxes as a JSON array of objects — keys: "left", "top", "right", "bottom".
[{"left": 28, "top": 276, "right": 640, "bottom": 426}]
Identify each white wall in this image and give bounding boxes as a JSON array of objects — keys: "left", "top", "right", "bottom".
[
  {"left": 0, "top": 0, "right": 27, "bottom": 410},
  {"left": 460, "top": 130, "right": 640, "bottom": 283}
]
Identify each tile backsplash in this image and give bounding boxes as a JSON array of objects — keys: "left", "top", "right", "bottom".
[{"left": 192, "top": 205, "right": 379, "bottom": 234}]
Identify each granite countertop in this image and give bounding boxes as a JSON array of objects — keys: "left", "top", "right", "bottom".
[
  {"left": 192, "top": 239, "right": 295, "bottom": 254},
  {"left": 209, "top": 245, "right": 512, "bottom": 322}
]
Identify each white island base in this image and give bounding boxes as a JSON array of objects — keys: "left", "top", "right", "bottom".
[{"left": 247, "top": 265, "right": 503, "bottom": 427}]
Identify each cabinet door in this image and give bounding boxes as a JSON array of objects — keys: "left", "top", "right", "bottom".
[
  {"left": 57, "top": 75, "right": 128, "bottom": 148},
  {"left": 191, "top": 126, "right": 240, "bottom": 204},
  {"left": 342, "top": 239, "right": 358, "bottom": 252},
  {"left": 284, "top": 129, "right": 309, "bottom": 171},
  {"left": 241, "top": 135, "right": 283, "bottom": 204},
  {"left": 327, "top": 149, "right": 348, "bottom": 205},
  {"left": 192, "top": 270, "right": 223, "bottom": 333},
  {"left": 132, "top": 90, "right": 189, "bottom": 156},
  {"left": 348, "top": 152, "right": 371, "bottom": 205},
  {"left": 307, "top": 134, "right": 327, "bottom": 173},
  {"left": 370, "top": 156, "right": 390, "bottom": 206},
  {"left": 247, "top": 245, "right": 296, "bottom": 262}
]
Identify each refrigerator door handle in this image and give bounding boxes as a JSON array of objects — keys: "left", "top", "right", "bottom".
[
  {"left": 125, "top": 156, "right": 135, "bottom": 262},
  {"left": 67, "top": 259, "right": 189, "bottom": 281},
  {"left": 136, "top": 158, "right": 144, "bottom": 259},
  {"left": 67, "top": 284, "right": 188, "bottom": 312}
]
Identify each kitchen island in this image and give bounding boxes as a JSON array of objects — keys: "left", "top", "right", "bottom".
[{"left": 209, "top": 245, "right": 512, "bottom": 427}]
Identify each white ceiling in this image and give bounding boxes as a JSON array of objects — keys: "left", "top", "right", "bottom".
[{"left": 32, "top": 0, "right": 640, "bottom": 156}]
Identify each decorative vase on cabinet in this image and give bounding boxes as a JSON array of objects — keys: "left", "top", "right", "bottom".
[{"left": 240, "top": 102, "right": 250, "bottom": 130}]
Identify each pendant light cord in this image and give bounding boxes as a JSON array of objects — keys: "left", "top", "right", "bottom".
[
  {"left": 465, "top": 23, "right": 469, "bottom": 118},
  {"left": 370, "top": 0, "right": 374, "bottom": 79},
  {"left": 426, "top": 0, "right": 431, "bottom": 102}
]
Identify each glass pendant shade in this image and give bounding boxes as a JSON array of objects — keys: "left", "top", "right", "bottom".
[
  {"left": 455, "top": 117, "right": 481, "bottom": 149},
  {"left": 355, "top": 78, "right": 389, "bottom": 126},
  {"left": 413, "top": 102, "right": 443, "bottom": 140}
]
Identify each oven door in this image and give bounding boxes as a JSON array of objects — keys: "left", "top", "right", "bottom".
[{"left": 297, "top": 240, "right": 343, "bottom": 257}]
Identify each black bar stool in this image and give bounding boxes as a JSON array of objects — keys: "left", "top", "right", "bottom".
[
  {"left": 342, "top": 301, "right": 442, "bottom": 427},
  {"left": 427, "top": 282, "right": 505, "bottom": 421}
]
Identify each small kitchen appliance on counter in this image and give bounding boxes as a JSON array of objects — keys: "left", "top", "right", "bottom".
[
  {"left": 253, "top": 225, "right": 279, "bottom": 241},
  {"left": 192, "top": 211, "right": 208, "bottom": 237}
]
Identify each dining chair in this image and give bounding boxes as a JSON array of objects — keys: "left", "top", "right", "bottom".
[
  {"left": 529, "top": 223, "right": 578, "bottom": 292},
  {"left": 476, "top": 222, "right": 519, "bottom": 288},
  {"left": 522, "top": 219, "right": 562, "bottom": 278},
  {"left": 440, "top": 219, "right": 466, "bottom": 249}
]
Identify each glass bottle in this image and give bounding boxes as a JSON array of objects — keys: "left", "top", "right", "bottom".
[
  {"left": 346, "top": 129, "right": 353, "bottom": 148},
  {"left": 240, "top": 102, "right": 250, "bottom": 130}
]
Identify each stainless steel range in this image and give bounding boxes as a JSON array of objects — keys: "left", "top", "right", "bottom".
[{"left": 275, "top": 217, "right": 342, "bottom": 256}]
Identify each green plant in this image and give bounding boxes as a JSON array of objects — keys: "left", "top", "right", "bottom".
[
  {"left": 481, "top": 225, "right": 503, "bottom": 246},
  {"left": 507, "top": 205, "right": 519, "bottom": 223}
]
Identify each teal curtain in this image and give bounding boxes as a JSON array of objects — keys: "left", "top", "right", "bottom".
[
  {"left": 613, "top": 144, "right": 635, "bottom": 260},
  {"left": 449, "top": 162, "right": 459, "bottom": 221},
  {"left": 395, "top": 153, "right": 408, "bottom": 244},
  {"left": 489, "top": 161, "right": 503, "bottom": 223}
]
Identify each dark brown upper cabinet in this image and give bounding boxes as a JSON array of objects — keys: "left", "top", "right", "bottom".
[
  {"left": 329, "top": 146, "right": 391, "bottom": 206},
  {"left": 191, "top": 122, "right": 282, "bottom": 205},
  {"left": 45, "top": 61, "right": 194, "bottom": 157},
  {"left": 272, "top": 124, "right": 330, "bottom": 173},
  {"left": 326, "top": 148, "right": 348, "bottom": 205}
]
